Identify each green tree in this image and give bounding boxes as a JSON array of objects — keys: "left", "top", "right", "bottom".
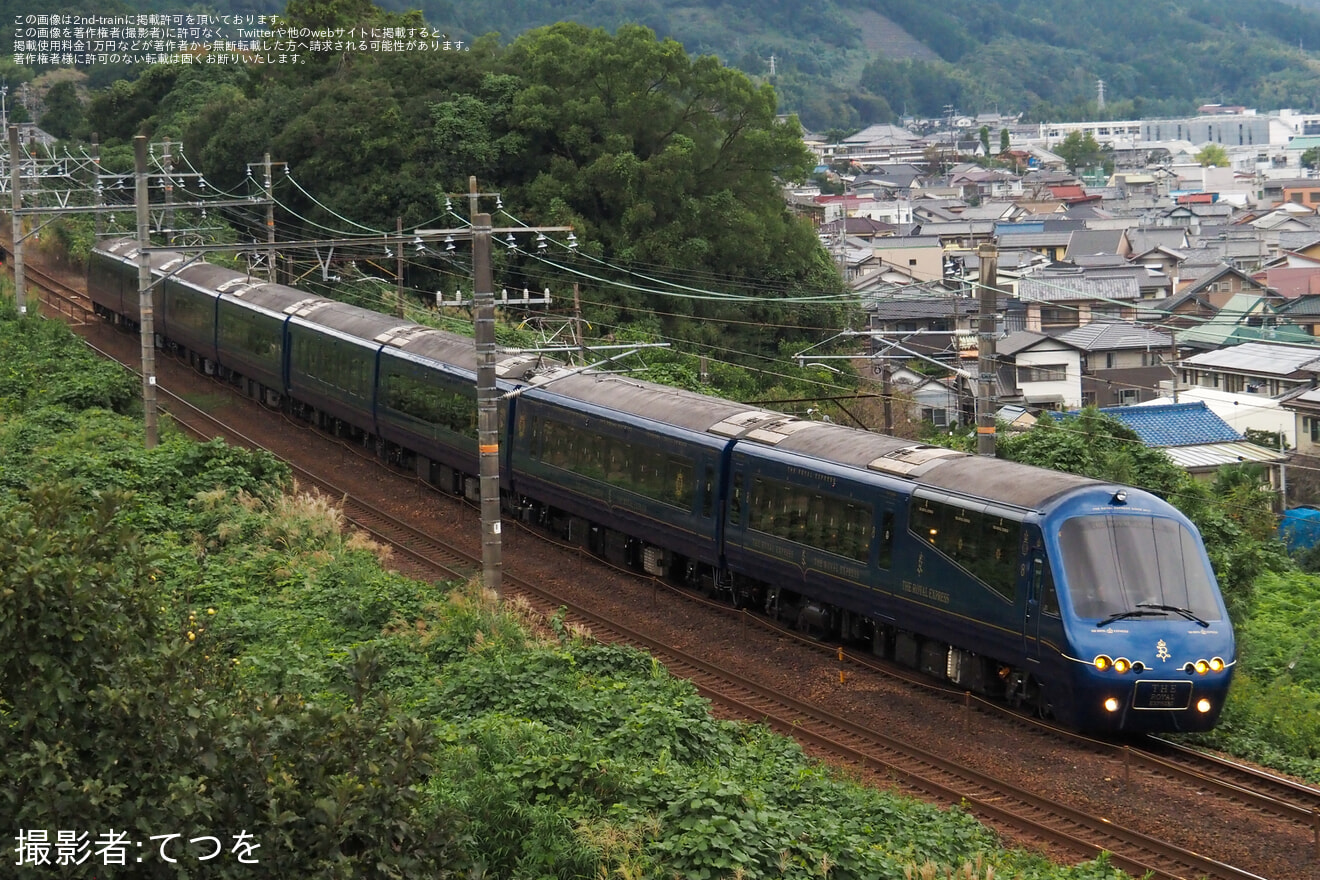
[
  {"left": 495, "top": 23, "right": 850, "bottom": 353},
  {"left": 1196, "top": 143, "right": 1231, "bottom": 167},
  {"left": 1302, "top": 147, "right": 1320, "bottom": 171},
  {"left": 979, "top": 124, "right": 990, "bottom": 155},
  {"left": 999, "top": 127, "right": 1010, "bottom": 154},
  {"left": 1052, "top": 130, "right": 1105, "bottom": 174},
  {"left": 38, "top": 80, "right": 85, "bottom": 140}
]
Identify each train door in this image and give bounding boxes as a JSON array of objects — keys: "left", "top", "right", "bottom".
[
  {"left": 1024, "top": 553, "right": 1045, "bottom": 662},
  {"left": 1024, "top": 551, "right": 1059, "bottom": 662}
]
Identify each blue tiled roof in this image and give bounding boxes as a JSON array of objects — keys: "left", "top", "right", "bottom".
[{"left": 1094, "top": 401, "right": 1243, "bottom": 447}]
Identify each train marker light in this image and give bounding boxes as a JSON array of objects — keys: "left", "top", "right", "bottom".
[
  {"left": 1094, "top": 655, "right": 1112, "bottom": 671},
  {"left": 1196, "top": 699, "right": 1212, "bottom": 713},
  {"left": 1104, "top": 697, "right": 1120, "bottom": 713},
  {"left": 1208, "top": 657, "right": 1225, "bottom": 672},
  {"left": 1113, "top": 658, "right": 1131, "bottom": 674},
  {"left": 1195, "top": 659, "right": 1210, "bottom": 675}
]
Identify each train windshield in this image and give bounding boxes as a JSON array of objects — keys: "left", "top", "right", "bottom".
[{"left": 1058, "top": 515, "right": 1222, "bottom": 622}]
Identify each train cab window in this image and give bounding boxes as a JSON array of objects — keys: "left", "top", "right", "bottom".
[{"left": 1060, "top": 515, "right": 1220, "bottom": 621}]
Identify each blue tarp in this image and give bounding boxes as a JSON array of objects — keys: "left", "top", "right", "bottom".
[{"left": 1279, "top": 507, "right": 1320, "bottom": 551}]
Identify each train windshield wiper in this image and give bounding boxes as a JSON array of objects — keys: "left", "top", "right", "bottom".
[
  {"left": 1136, "top": 602, "right": 1209, "bottom": 627},
  {"left": 1095, "top": 608, "right": 1164, "bottom": 627}
]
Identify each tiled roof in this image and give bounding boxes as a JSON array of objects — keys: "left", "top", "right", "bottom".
[
  {"left": 1052, "top": 321, "right": 1171, "bottom": 351},
  {"left": 1018, "top": 274, "right": 1140, "bottom": 301},
  {"left": 1096, "top": 401, "right": 1242, "bottom": 446}
]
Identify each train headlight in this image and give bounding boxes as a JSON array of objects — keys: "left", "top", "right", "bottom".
[
  {"left": 1113, "top": 657, "right": 1131, "bottom": 674},
  {"left": 1196, "top": 698, "right": 1212, "bottom": 714},
  {"left": 1208, "top": 657, "right": 1225, "bottom": 673},
  {"left": 1194, "top": 659, "right": 1210, "bottom": 675},
  {"left": 1104, "top": 697, "right": 1120, "bottom": 713},
  {"left": 1094, "top": 655, "right": 1112, "bottom": 671}
]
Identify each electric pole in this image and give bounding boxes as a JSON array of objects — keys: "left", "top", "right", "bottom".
[
  {"left": 976, "top": 242, "right": 999, "bottom": 457},
  {"left": 9, "top": 125, "right": 24, "bottom": 314},
  {"left": 135, "top": 135, "right": 159, "bottom": 449},
  {"left": 471, "top": 176, "right": 501, "bottom": 599}
]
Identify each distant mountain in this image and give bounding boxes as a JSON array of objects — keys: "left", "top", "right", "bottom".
[
  {"left": 402, "top": 0, "right": 1320, "bottom": 130},
  {"left": 9, "top": 0, "right": 1320, "bottom": 130}
]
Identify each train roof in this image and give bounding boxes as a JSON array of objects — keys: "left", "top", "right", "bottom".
[
  {"left": 391, "top": 330, "right": 550, "bottom": 382},
  {"left": 527, "top": 369, "right": 767, "bottom": 432},
  {"left": 96, "top": 237, "right": 189, "bottom": 273},
  {"left": 534, "top": 367, "right": 1099, "bottom": 512}
]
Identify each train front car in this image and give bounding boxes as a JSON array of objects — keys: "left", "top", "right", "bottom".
[{"left": 1041, "top": 484, "right": 1235, "bottom": 734}]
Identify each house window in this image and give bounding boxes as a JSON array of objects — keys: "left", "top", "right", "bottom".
[
  {"left": 908, "top": 258, "right": 918, "bottom": 266},
  {"left": 1082, "top": 391, "right": 1097, "bottom": 406},
  {"left": 1119, "top": 389, "right": 1140, "bottom": 405},
  {"left": 1310, "top": 417, "right": 1320, "bottom": 444},
  {"left": 1018, "top": 364, "right": 1068, "bottom": 383},
  {"left": 1310, "top": 192, "right": 1320, "bottom": 204},
  {"left": 1105, "top": 352, "right": 1117, "bottom": 369},
  {"left": 922, "top": 407, "right": 949, "bottom": 426}
]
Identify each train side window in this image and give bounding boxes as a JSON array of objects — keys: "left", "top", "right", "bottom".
[
  {"left": 910, "top": 499, "right": 941, "bottom": 547},
  {"left": 730, "top": 473, "right": 744, "bottom": 524},
  {"left": 878, "top": 511, "right": 894, "bottom": 569}
]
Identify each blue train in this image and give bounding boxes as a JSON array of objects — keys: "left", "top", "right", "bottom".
[{"left": 88, "top": 238, "right": 1236, "bottom": 734}]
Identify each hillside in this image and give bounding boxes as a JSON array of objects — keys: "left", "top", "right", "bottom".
[
  {"left": 7, "top": 0, "right": 1320, "bottom": 130},
  {"left": 386, "top": 0, "right": 1320, "bottom": 129}
]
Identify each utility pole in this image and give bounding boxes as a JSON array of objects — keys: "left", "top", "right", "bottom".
[
  {"left": 976, "top": 242, "right": 999, "bottom": 456},
  {"left": 264, "top": 152, "right": 276, "bottom": 283},
  {"left": 92, "top": 133, "right": 102, "bottom": 239},
  {"left": 162, "top": 137, "right": 174, "bottom": 243},
  {"left": 471, "top": 177, "right": 502, "bottom": 599},
  {"left": 135, "top": 135, "right": 159, "bottom": 449},
  {"left": 8, "top": 125, "right": 24, "bottom": 314},
  {"left": 572, "top": 281, "right": 586, "bottom": 365},
  {"left": 395, "top": 216, "right": 404, "bottom": 318}
]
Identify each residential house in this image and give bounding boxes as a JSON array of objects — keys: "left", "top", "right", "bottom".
[
  {"left": 1275, "top": 296, "right": 1320, "bottom": 336},
  {"left": 1064, "top": 228, "right": 1133, "bottom": 261},
  {"left": 819, "top": 216, "right": 897, "bottom": 243},
  {"left": 1177, "top": 340, "right": 1320, "bottom": 396},
  {"left": 1280, "top": 386, "right": 1320, "bottom": 458},
  {"left": 886, "top": 366, "right": 964, "bottom": 427},
  {"left": 1016, "top": 266, "right": 1142, "bottom": 330},
  {"left": 1173, "top": 291, "right": 1313, "bottom": 348},
  {"left": 1135, "top": 387, "right": 1296, "bottom": 449},
  {"left": 866, "top": 234, "right": 944, "bottom": 283},
  {"left": 1280, "top": 179, "right": 1320, "bottom": 210},
  {"left": 1051, "top": 321, "right": 1175, "bottom": 407},
  {"left": 1161, "top": 264, "right": 1281, "bottom": 322},
  {"left": 1093, "top": 401, "right": 1288, "bottom": 486},
  {"left": 996, "top": 331, "right": 1083, "bottom": 409}
]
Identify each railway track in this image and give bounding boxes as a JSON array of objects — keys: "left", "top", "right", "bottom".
[{"left": 22, "top": 260, "right": 1315, "bottom": 879}]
